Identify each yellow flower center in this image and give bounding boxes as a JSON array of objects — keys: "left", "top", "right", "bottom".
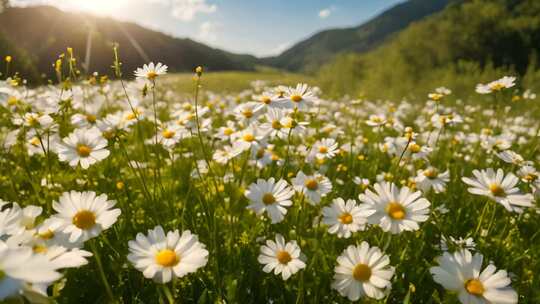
[
  {"left": 276, "top": 250, "right": 292, "bottom": 264},
  {"left": 242, "top": 109, "right": 253, "bottom": 118},
  {"left": 76, "top": 144, "right": 92, "bottom": 157},
  {"left": 291, "top": 95, "right": 303, "bottom": 102},
  {"left": 305, "top": 179, "right": 319, "bottom": 191},
  {"left": 7, "top": 96, "right": 18, "bottom": 106},
  {"left": 30, "top": 137, "right": 40, "bottom": 147},
  {"left": 38, "top": 229, "right": 55, "bottom": 240},
  {"left": 242, "top": 133, "right": 255, "bottom": 142},
  {"left": 262, "top": 193, "right": 276, "bottom": 205},
  {"left": 256, "top": 148, "right": 265, "bottom": 159},
  {"left": 386, "top": 202, "right": 406, "bottom": 220},
  {"left": 126, "top": 113, "right": 137, "bottom": 120},
  {"left": 353, "top": 263, "right": 372, "bottom": 282},
  {"left": 72, "top": 210, "right": 96, "bottom": 230},
  {"left": 261, "top": 96, "right": 272, "bottom": 104},
  {"left": 33, "top": 245, "right": 48, "bottom": 254},
  {"left": 489, "top": 184, "right": 506, "bottom": 197},
  {"left": 423, "top": 169, "right": 439, "bottom": 179},
  {"left": 524, "top": 174, "right": 538, "bottom": 182},
  {"left": 155, "top": 249, "right": 179, "bottom": 267},
  {"left": 338, "top": 212, "right": 353, "bottom": 224},
  {"left": 162, "top": 130, "right": 175, "bottom": 139},
  {"left": 147, "top": 71, "right": 158, "bottom": 80},
  {"left": 86, "top": 114, "right": 97, "bottom": 123},
  {"left": 490, "top": 83, "right": 504, "bottom": 91},
  {"left": 223, "top": 128, "right": 234, "bottom": 136},
  {"left": 408, "top": 144, "right": 421, "bottom": 153},
  {"left": 271, "top": 120, "right": 282, "bottom": 129},
  {"left": 318, "top": 146, "right": 328, "bottom": 154},
  {"left": 465, "top": 279, "right": 485, "bottom": 296}
]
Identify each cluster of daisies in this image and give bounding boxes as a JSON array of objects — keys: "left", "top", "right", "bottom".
[{"left": 0, "top": 60, "right": 538, "bottom": 304}]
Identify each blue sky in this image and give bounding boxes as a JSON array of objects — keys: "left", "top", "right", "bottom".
[{"left": 11, "top": 0, "right": 405, "bottom": 57}]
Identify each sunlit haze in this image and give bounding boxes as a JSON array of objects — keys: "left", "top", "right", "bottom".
[{"left": 10, "top": 0, "right": 405, "bottom": 56}]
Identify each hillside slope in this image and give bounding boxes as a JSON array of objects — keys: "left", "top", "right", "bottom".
[
  {"left": 0, "top": 6, "right": 258, "bottom": 82},
  {"left": 318, "top": 0, "right": 540, "bottom": 99},
  {"left": 265, "top": 0, "right": 455, "bottom": 72}
]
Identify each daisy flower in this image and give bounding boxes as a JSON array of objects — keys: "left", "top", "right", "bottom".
[
  {"left": 134, "top": 62, "right": 168, "bottom": 81},
  {"left": 496, "top": 150, "right": 526, "bottom": 166},
  {"left": 292, "top": 171, "right": 332, "bottom": 205},
  {"left": 56, "top": 127, "right": 110, "bottom": 169},
  {"left": 257, "top": 234, "right": 306, "bottom": 280},
  {"left": 0, "top": 241, "right": 62, "bottom": 301},
  {"left": 212, "top": 145, "right": 242, "bottom": 164},
  {"left": 430, "top": 249, "right": 517, "bottom": 304},
  {"left": 358, "top": 182, "right": 431, "bottom": 234},
  {"left": 462, "top": 168, "right": 534, "bottom": 213},
  {"left": 232, "top": 125, "right": 266, "bottom": 152},
  {"left": 440, "top": 235, "right": 476, "bottom": 252},
  {"left": 48, "top": 191, "right": 121, "bottom": 243},
  {"left": 366, "top": 114, "right": 387, "bottom": 127},
  {"left": 332, "top": 242, "right": 395, "bottom": 301},
  {"left": 322, "top": 198, "right": 372, "bottom": 238},
  {"left": 156, "top": 123, "right": 185, "bottom": 147},
  {"left": 282, "top": 83, "right": 317, "bottom": 110},
  {"left": 476, "top": 76, "right": 516, "bottom": 94},
  {"left": 245, "top": 178, "right": 294, "bottom": 224},
  {"left": 234, "top": 102, "right": 264, "bottom": 124},
  {"left": 0, "top": 202, "right": 23, "bottom": 237},
  {"left": 309, "top": 138, "right": 339, "bottom": 161},
  {"left": 415, "top": 167, "right": 450, "bottom": 193},
  {"left": 127, "top": 226, "right": 209, "bottom": 283},
  {"left": 259, "top": 108, "right": 289, "bottom": 139}
]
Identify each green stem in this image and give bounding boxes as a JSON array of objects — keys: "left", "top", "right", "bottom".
[{"left": 90, "top": 240, "right": 116, "bottom": 303}]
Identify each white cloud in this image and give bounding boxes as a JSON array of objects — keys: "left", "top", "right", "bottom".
[
  {"left": 198, "top": 21, "right": 218, "bottom": 43},
  {"left": 171, "top": 0, "right": 217, "bottom": 22},
  {"left": 318, "top": 6, "right": 335, "bottom": 19}
]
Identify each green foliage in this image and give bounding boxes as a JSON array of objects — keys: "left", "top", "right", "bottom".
[
  {"left": 317, "top": 0, "right": 540, "bottom": 99},
  {"left": 265, "top": 0, "right": 454, "bottom": 72}
]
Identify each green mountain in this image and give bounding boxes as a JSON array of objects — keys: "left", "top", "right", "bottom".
[
  {"left": 317, "top": 0, "right": 540, "bottom": 99},
  {"left": 0, "top": 6, "right": 258, "bottom": 83},
  {"left": 264, "top": 0, "right": 455, "bottom": 72}
]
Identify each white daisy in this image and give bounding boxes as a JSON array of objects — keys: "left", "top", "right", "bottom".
[
  {"left": 245, "top": 178, "right": 295, "bottom": 224},
  {"left": 430, "top": 249, "right": 518, "bottom": 304},
  {"left": 462, "top": 168, "right": 534, "bottom": 213},
  {"left": 0, "top": 202, "right": 23, "bottom": 237},
  {"left": 56, "top": 127, "right": 110, "bottom": 169},
  {"left": 322, "top": 198, "right": 372, "bottom": 238},
  {"left": 291, "top": 171, "right": 332, "bottom": 205},
  {"left": 156, "top": 123, "right": 185, "bottom": 147},
  {"left": 48, "top": 191, "right": 121, "bottom": 243},
  {"left": 332, "top": 242, "right": 395, "bottom": 301},
  {"left": 257, "top": 234, "right": 306, "bottom": 280},
  {"left": 309, "top": 138, "right": 339, "bottom": 161},
  {"left": 415, "top": 167, "right": 450, "bottom": 193},
  {"left": 476, "top": 76, "right": 516, "bottom": 94},
  {"left": 134, "top": 62, "right": 168, "bottom": 81},
  {"left": 281, "top": 83, "right": 317, "bottom": 110},
  {"left": 0, "top": 241, "right": 61, "bottom": 301},
  {"left": 358, "top": 182, "right": 431, "bottom": 234},
  {"left": 127, "top": 226, "right": 209, "bottom": 283}
]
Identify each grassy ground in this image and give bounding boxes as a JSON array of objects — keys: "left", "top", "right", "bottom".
[{"left": 0, "top": 68, "right": 539, "bottom": 304}]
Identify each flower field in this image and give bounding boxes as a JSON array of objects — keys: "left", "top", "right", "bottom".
[{"left": 0, "top": 54, "right": 539, "bottom": 303}]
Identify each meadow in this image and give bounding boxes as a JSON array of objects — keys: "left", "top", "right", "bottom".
[{"left": 0, "top": 52, "right": 539, "bottom": 304}]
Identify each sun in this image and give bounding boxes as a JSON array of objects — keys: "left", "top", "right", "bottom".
[{"left": 68, "top": 0, "right": 128, "bottom": 15}]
